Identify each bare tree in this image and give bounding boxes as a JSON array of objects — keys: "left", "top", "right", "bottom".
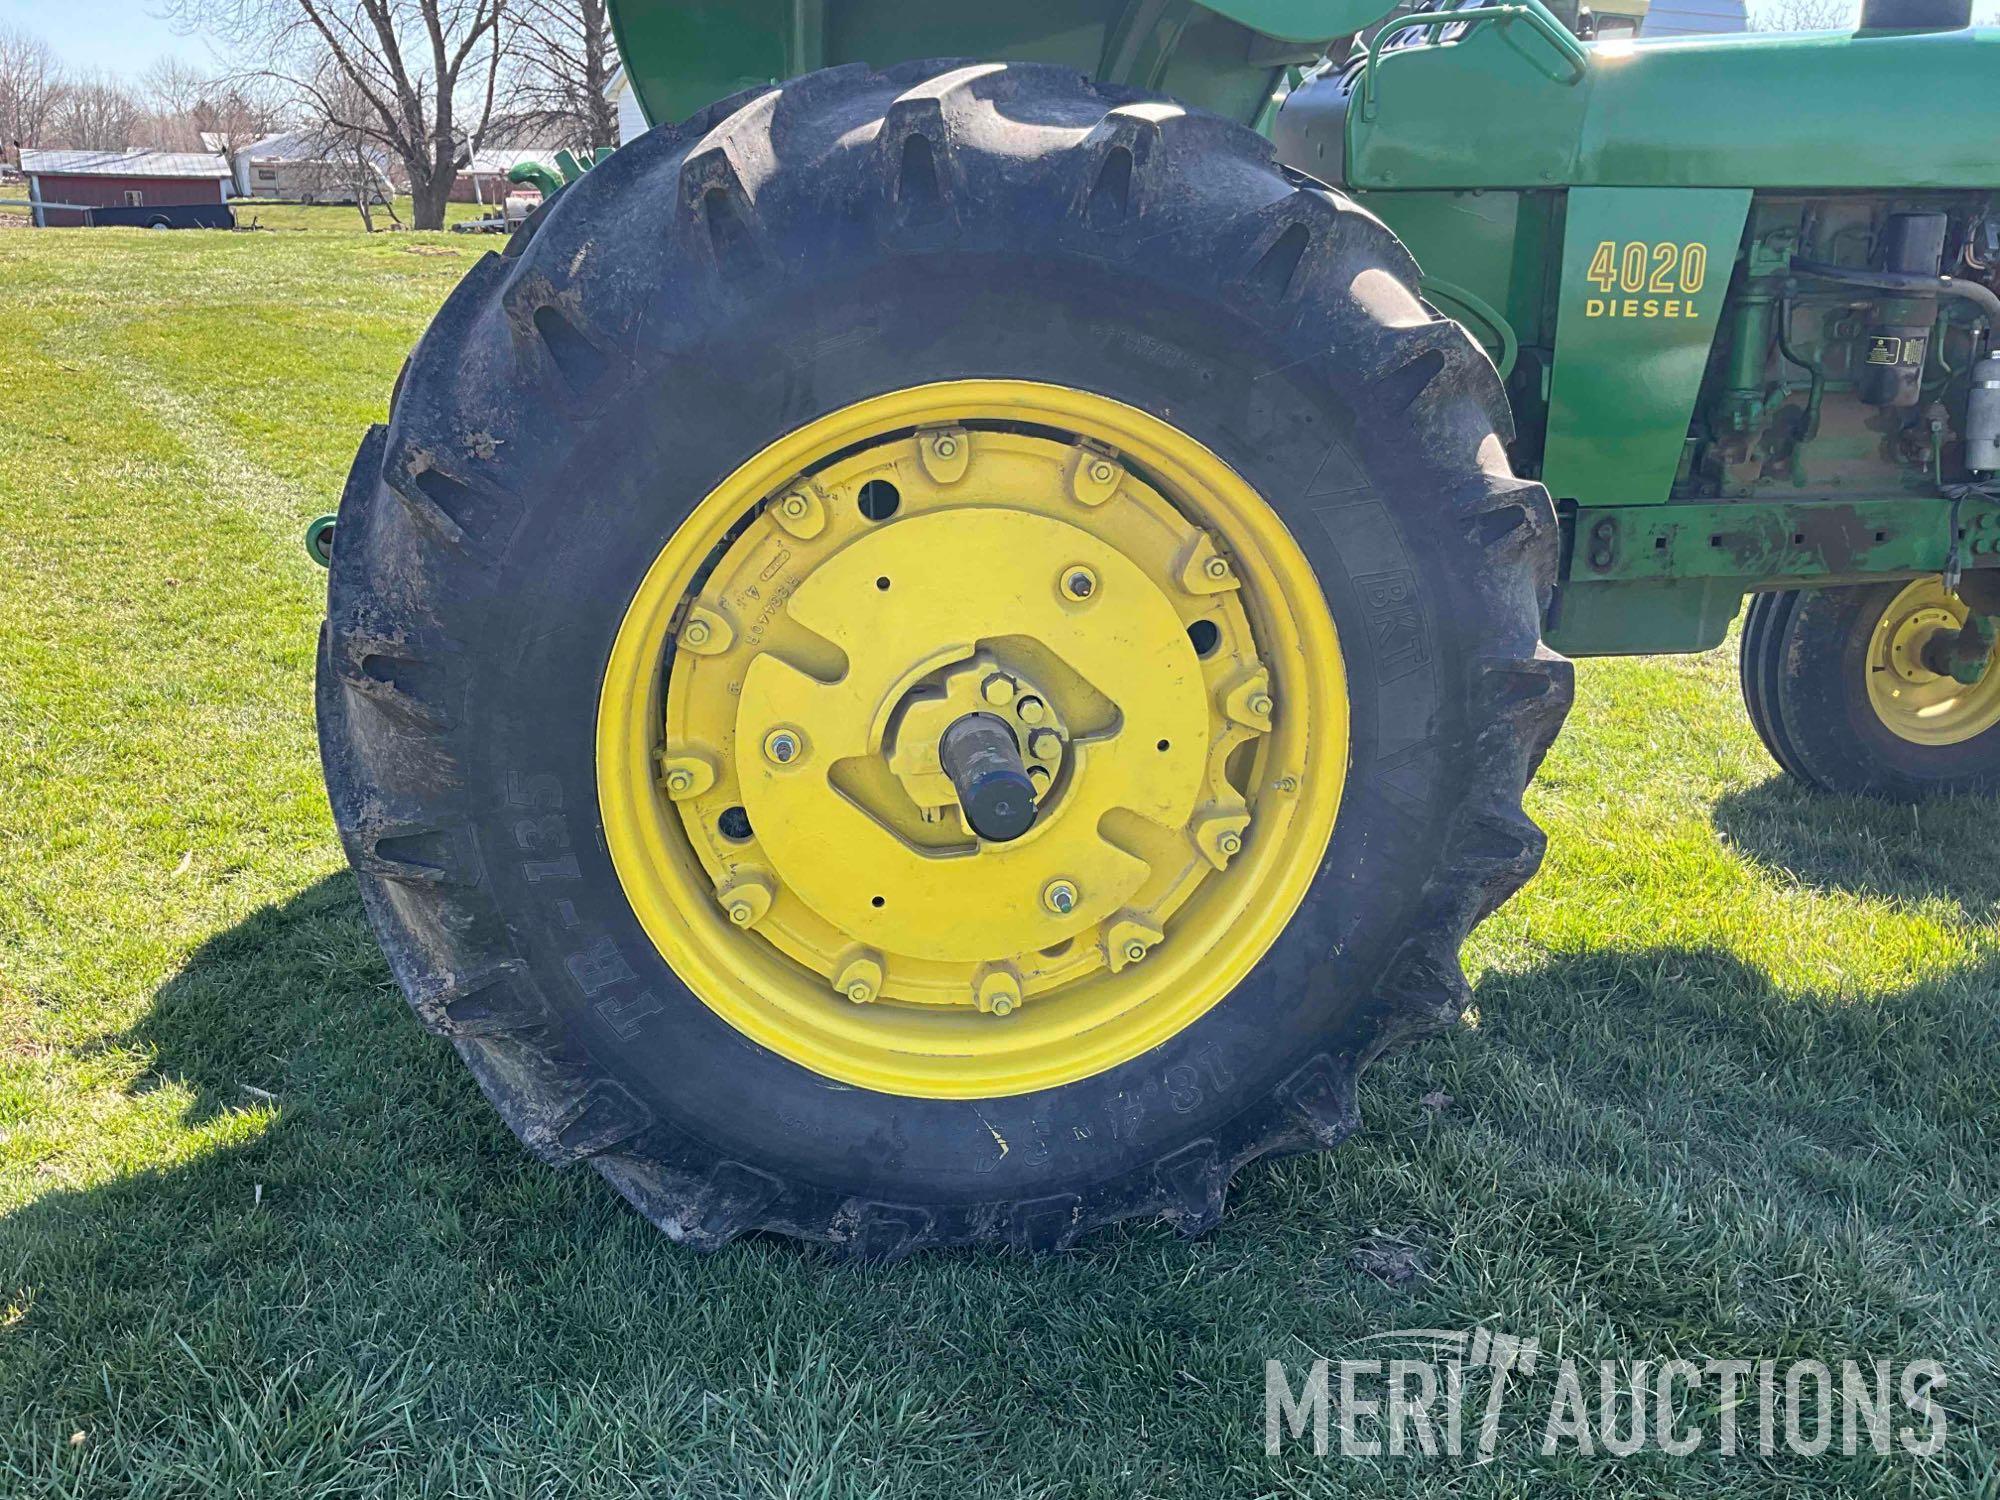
[
  {"left": 0, "top": 26, "right": 63, "bottom": 156},
  {"left": 171, "top": 0, "right": 510, "bottom": 228},
  {"left": 507, "top": 0, "right": 616, "bottom": 150},
  {"left": 47, "top": 71, "right": 143, "bottom": 150},
  {"left": 1751, "top": 0, "right": 1855, "bottom": 27}
]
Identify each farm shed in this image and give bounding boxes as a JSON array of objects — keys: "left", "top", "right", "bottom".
[{"left": 21, "top": 149, "right": 231, "bottom": 228}]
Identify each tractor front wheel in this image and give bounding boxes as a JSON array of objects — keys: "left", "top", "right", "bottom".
[
  {"left": 317, "top": 62, "right": 1570, "bottom": 1254},
  {"left": 1741, "top": 579, "right": 2000, "bottom": 798}
]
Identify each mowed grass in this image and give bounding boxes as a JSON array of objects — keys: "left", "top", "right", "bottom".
[
  {"left": 229, "top": 197, "right": 493, "bottom": 234},
  {"left": 1, "top": 221, "right": 1996, "bottom": 1498}
]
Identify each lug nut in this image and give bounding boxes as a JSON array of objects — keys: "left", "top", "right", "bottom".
[
  {"left": 1248, "top": 692, "right": 1274, "bottom": 718},
  {"left": 665, "top": 769, "right": 695, "bottom": 795},
  {"left": 1016, "top": 696, "right": 1046, "bottom": 725},
  {"left": 981, "top": 673, "right": 1016, "bottom": 707},
  {"left": 1125, "top": 941, "right": 1148, "bottom": 964},
  {"left": 763, "top": 727, "right": 802, "bottom": 765},
  {"left": 781, "top": 494, "right": 808, "bottom": 518},
  {"left": 1061, "top": 566, "right": 1097, "bottom": 601},
  {"left": 1043, "top": 879, "right": 1078, "bottom": 916},
  {"left": 935, "top": 435, "right": 959, "bottom": 458},
  {"left": 1204, "top": 555, "right": 1231, "bottom": 581},
  {"left": 1027, "top": 765, "right": 1051, "bottom": 794},
  {"left": 682, "top": 619, "right": 712, "bottom": 647},
  {"left": 727, "top": 900, "right": 756, "bottom": 926},
  {"left": 1218, "top": 831, "right": 1242, "bottom": 857},
  {"left": 1029, "top": 729, "right": 1062, "bottom": 761},
  {"left": 1089, "top": 460, "right": 1116, "bottom": 484}
]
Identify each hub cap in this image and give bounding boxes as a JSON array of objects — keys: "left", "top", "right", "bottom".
[
  {"left": 1865, "top": 577, "right": 2000, "bottom": 746},
  {"left": 597, "top": 382, "right": 1345, "bottom": 1096}
]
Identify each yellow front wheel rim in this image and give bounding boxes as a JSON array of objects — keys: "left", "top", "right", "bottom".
[
  {"left": 597, "top": 382, "right": 1346, "bottom": 1098},
  {"left": 1865, "top": 577, "right": 2000, "bottom": 747}
]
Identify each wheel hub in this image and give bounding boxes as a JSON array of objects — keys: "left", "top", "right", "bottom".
[
  {"left": 1867, "top": 577, "right": 2000, "bottom": 746},
  {"left": 671, "top": 428, "right": 1266, "bottom": 1005}
]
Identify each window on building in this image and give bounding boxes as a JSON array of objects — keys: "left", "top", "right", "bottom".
[{"left": 124, "top": 189, "right": 144, "bottom": 207}]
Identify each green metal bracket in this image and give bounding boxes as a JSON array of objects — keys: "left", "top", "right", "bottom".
[
  {"left": 306, "top": 514, "right": 337, "bottom": 569},
  {"left": 1568, "top": 496, "right": 2000, "bottom": 587}
]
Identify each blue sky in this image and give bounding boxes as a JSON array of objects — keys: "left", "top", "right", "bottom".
[{"left": 2, "top": 0, "right": 225, "bottom": 77}]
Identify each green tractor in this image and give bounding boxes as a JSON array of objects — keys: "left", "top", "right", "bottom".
[{"left": 312, "top": 0, "right": 2000, "bottom": 1255}]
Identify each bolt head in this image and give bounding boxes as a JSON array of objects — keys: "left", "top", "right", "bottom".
[
  {"left": 1029, "top": 729, "right": 1061, "bottom": 761},
  {"left": 989, "top": 993, "right": 1016, "bottom": 1016},
  {"left": 666, "top": 770, "right": 694, "bottom": 794},
  {"left": 1016, "top": 696, "right": 1046, "bottom": 725},
  {"left": 1248, "top": 692, "right": 1273, "bottom": 718},
  {"left": 1204, "top": 555, "right": 1231, "bottom": 580},
  {"left": 981, "top": 673, "right": 1016, "bottom": 707},
  {"left": 935, "top": 435, "right": 958, "bottom": 457},
  {"left": 781, "top": 493, "right": 808, "bottom": 518},
  {"left": 1125, "top": 942, "right": 1147, "bottom": 963},
  {"left": 1218, "top": 832, "right": 1242, "bottom": 857},
  {"left": 682, "top": 619, "right": 711, "bottom": 646},
  {"left": 847, "top": 982, "right": 873, "bottom": 1003},
  {"left": 728, "top": 902, "right": 754, "bottom": 926},
  {"left": 1089, "top": 461, "right": 1116, "bottom": 484}
]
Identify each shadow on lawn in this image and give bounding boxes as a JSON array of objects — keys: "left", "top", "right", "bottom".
[
  {"left": 59, "top": 868, "right": 2000, "bottom": 1258},
  {"left": 1711, "top": 775, "right": 2000, "bottom": 921}
]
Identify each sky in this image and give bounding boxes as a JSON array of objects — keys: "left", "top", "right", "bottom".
[
  {"left": 2, "top": 0, "right": 226, "bottom": 78},
  {"left": 12, "top": 0, "right": 2000, "bottom": 84}
]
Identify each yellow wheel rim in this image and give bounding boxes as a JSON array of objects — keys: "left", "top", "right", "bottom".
[
  {"left": 1865, "top": 577, "right": 2000, "bottom": 747},
  {"left": 597, "top": 382, "right": 1346, "bottom": 1097}
]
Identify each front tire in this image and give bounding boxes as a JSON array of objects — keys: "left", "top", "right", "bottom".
[
  {"left": 1741, "top": 582, "right": 2000, "bottom": 799},
  {"left": 318, "top": 62, "right": 1570, "bottom": 1255}
]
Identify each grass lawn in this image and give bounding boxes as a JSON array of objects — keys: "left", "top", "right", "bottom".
[
  {"left": 229, "top": 196, "right": 494, "bottom": 233},
  {"left": 1, "top": 222, "right": 1996, "bottom": 1497}
]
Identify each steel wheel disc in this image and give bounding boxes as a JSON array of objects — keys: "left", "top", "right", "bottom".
[{"left": 597, "top": 381, "right": 1346, "bottom": 1097}]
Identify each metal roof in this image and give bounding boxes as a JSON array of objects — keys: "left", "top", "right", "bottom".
[{"left": 21, "top": 148, "right": 232, "bottom": 179}]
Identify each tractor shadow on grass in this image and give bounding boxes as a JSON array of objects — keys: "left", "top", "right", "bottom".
[
  {"left": 6, "top": 873, "right": 1999, "bottom": 1491},
  {"left": 1710, "top": 776, "right": 2000, "bottom": 922}
]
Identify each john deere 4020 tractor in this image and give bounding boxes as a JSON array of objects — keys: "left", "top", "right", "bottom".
[{"left": 313, "top": 0, "right": 2000, "bottom": 1254}]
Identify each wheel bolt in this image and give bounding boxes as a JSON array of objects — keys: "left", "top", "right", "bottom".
[
  {"left": 682, "top": 619, "right": 712, "bottom": 647},
  {"left": 781, "top": 494, "right": 808, "bottom": 518},
  {"left": 727, "top": 901, "right": 755, "bottom": 926},
  {"left": 1043, "top": 879, "right": 1078, "bottom": 916},
  {"left": 1016, "top": 696, "right": 1046, "bottom": 725},
  {"left": 1061, "top": 566, "right": 1097, "bottom": 601},
  {"left": 1218, "top": 831, "right": 1242, "bottom": 857},
  {"left": 989, "top": 993, "right": 1016, "bottom": 1016},
  {"left": 1204, "top": 555, "right": 1231, "bottom": 580},
  {"left": 1089, "top": 460, "right": 1116, "bottom": 484},
  {"left": 935, "top": 435, "right": 959, "bottom": 458},
  {"left": 1125, "top": 941, "right": 1148, "bottom": 964},
  {"left": 763, "top": 728, "right": 802, "bottom": 765},
  {"left": 1029, "top": 729, "right": 1062, "bottom": 762},
  {"left": 847, "top": 980, "right": 875, "bottom": 1003},
  {"left": 665, "top": 769, "right": 694, "bottom": 795},
  {"left": 1027, "top": 765, "right": 1051, "bottom": 795},
  {"left": 981, "top": 673, "right": 1016, "bottom": 707},
  {"left": 1248, "top": 692, "right": 1274, "bottom": 718}
]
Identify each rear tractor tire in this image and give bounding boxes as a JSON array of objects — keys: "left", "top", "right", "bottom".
[
  {"left": 318, "top": 61, "right": 1571, "bottom": 1255},
  {"left": 1741, "top": 580, "right": 2000, "bottom": 799}
]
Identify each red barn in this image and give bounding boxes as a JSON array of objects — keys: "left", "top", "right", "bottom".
[{"left": 21, "top": 148, "right": 232, "bottom": 228}]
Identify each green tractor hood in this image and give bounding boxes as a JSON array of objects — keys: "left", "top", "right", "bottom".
[{"left": 1343, "top": 23, "right": 2000, "bottom": 192}]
